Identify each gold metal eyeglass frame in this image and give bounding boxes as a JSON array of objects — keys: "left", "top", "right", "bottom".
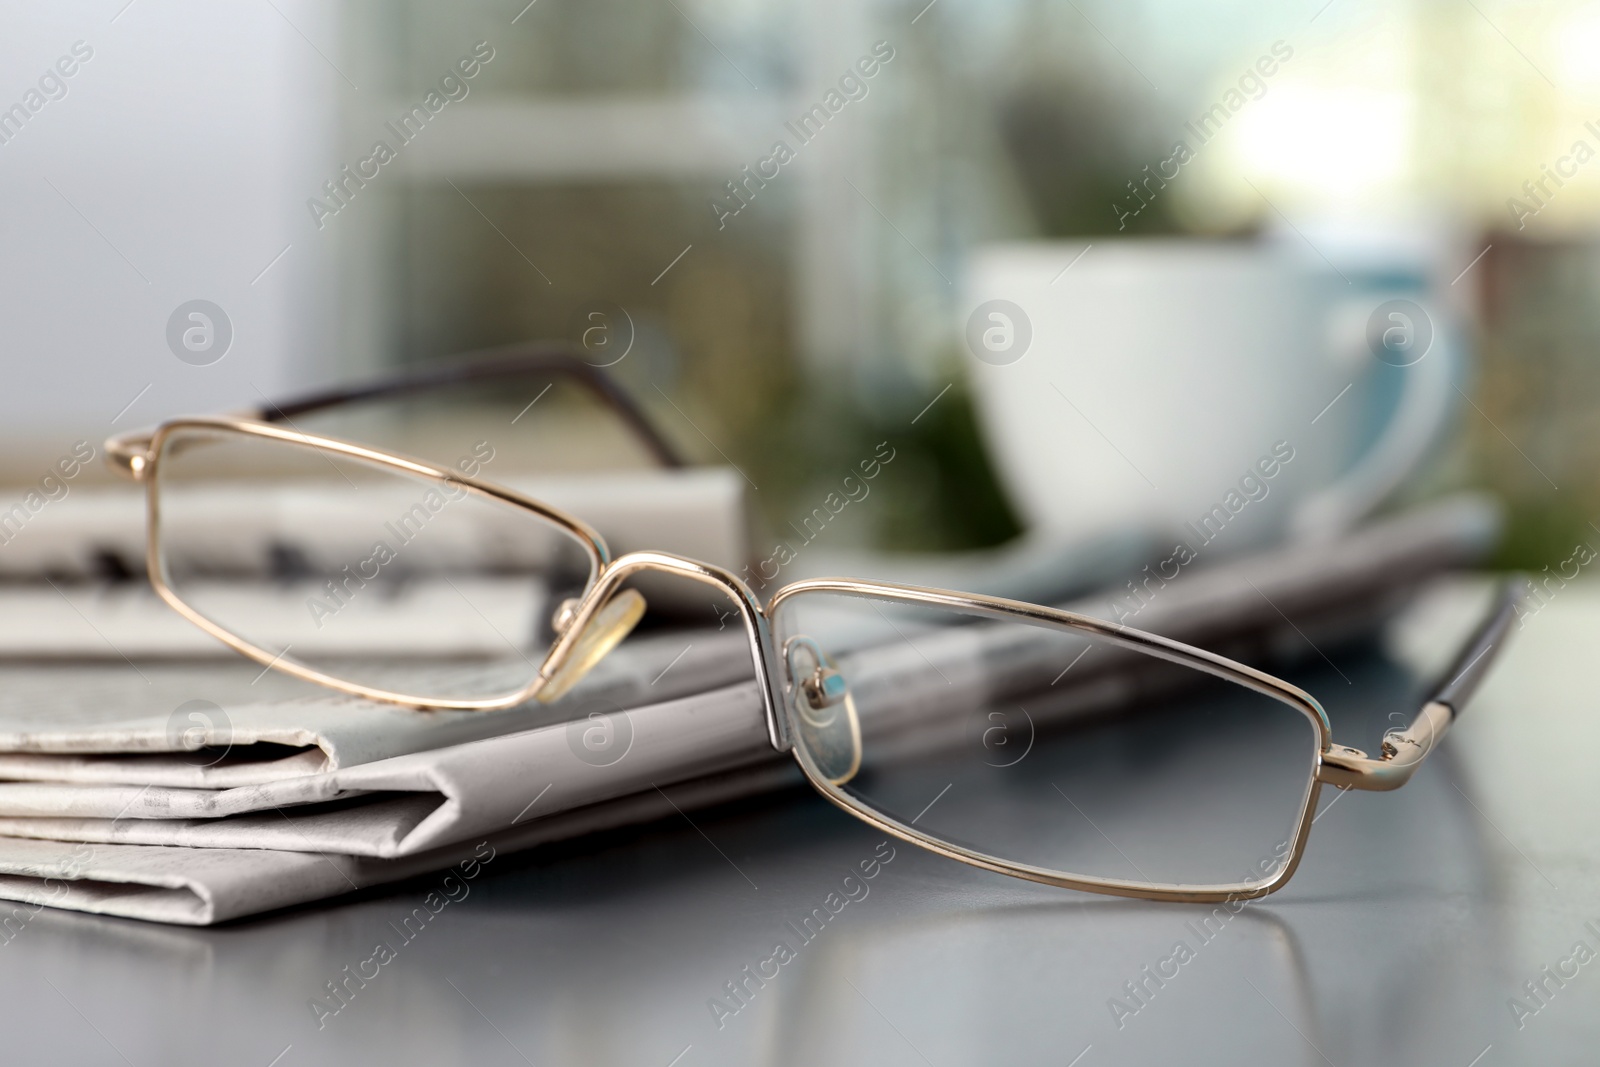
[{"left": 105, "top": 355, "right": 1522, "bottom": 905}]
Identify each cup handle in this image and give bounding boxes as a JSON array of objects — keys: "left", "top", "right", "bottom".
[{"left": 1288, "top": 329, "right": 1458, "bottom": 542}]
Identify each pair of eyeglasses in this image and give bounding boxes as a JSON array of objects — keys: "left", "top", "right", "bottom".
[{"left": 105, "top": 345, "right": 1521, "bottom": 904}]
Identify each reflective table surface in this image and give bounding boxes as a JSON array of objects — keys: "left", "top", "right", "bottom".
[{"left": 2, "top": 584, "right": 1597, "bottom": 1066}]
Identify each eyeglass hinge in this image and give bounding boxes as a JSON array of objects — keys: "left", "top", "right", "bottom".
[
  {"left": 1316, "top": 701, "right": 1452, "bottom": 792},
  {"left": 104, "top": 431, "right": 154, "bottom": 479}
]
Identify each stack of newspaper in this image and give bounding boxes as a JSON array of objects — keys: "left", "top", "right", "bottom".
[{"left": 0, "top": 474, "right": 1500, "bottom": 924}]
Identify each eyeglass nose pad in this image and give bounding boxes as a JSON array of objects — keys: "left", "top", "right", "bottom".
[
  {"left": 537, "top": 588, "right": 647, "bottom": 704},
  {"left": 784, "top": 635, "right": 863, "bottom": 786}
]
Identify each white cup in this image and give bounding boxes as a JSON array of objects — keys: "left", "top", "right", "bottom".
[{"left": 962, "top": 237, "right": 1458, "bottom": 552}]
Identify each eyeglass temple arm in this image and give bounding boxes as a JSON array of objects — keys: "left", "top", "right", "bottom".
[
  {"left": 104, "top": 343, "right": 686, "bottom": 478},
  {"left": 254, "top": 341, "right": 686, "bottom": 469},
  {"left": 1318, "top": 576, "right": 1526, "bottom": 791}
]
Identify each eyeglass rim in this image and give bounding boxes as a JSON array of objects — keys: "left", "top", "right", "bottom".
[
  {"left": 766, "top": 578, "right": 1330, "bottom": 903},
  {"left": 135, "top": 415, "right": 612, "bottom": 711}
]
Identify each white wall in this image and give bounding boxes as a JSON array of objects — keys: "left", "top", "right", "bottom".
[{"left": 0, "top": 0, "right": 337, "bottom": 471}]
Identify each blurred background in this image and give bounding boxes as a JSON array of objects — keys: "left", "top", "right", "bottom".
[{"left": 0, "top": 0, "right": 1595, "bottom": 569}]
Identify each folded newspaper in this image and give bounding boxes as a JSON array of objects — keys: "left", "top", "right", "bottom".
[{"left": 0, "top": 495, "right": 1501, "bottom": 923}]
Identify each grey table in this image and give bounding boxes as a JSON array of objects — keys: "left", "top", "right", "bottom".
[{"left": 1, "top": 587, "right": 1596, "bottom": 1067}]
